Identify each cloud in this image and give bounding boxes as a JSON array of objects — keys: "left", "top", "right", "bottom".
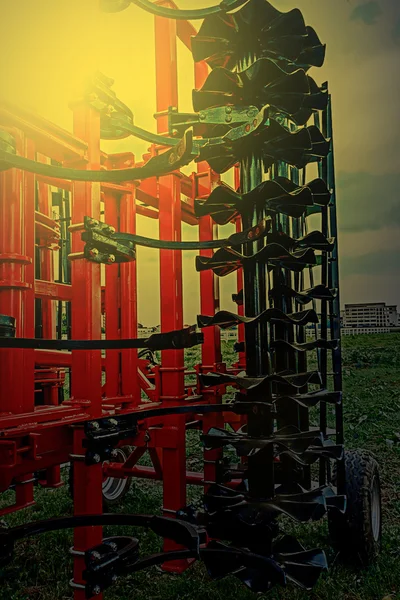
[
  {"left": 350, "top": 1, "right": 383, "bottom": 25},
  {"left": 336, "top": 171, "right": 400, "bottom": 232},
  {"left": 393, "top": 17, "right": 400, "bottom": 43},
  {"left": 340, "top": 272, "right": 400, "bottom": 306},
  {"left": 341, "top": 248, "right": 400, "bottom": 276}
]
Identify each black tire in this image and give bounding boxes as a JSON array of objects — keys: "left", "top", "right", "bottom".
[
  {"left": 328, "top": 449, "right": 382, "bottom": 566},
  {"left": 101, "top": 445, "right": 133, "bottom": 507},
  {"left": 69, "top": 445, "right": 133, "bottom": 508}
]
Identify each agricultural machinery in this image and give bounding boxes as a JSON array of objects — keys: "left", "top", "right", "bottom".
[{"left": 0, "top": 0, "right": 382, "bottom": 598}]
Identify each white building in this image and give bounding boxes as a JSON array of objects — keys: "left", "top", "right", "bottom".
[
  {"left": 138, "top": 326, "right": 157, "bottom": 338},
  {"left": 341, "top": 302, "right": 398, "bottom": 335},
  {"left": 221, "top": 327, "right": 238, "bottom": 342},
  {"left": 388, "top": 305, "right": 398, "bottom": 327}
]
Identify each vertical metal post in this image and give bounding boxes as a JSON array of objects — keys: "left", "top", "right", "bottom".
[
  {"left": 240, "top": 149, "right": 274, "bottom": 499},
  {"left": 37, "top": 154, "right": 58, "bottom": 406},
  {"left": 199, "top": 214, "right": 224, "bottom": 486},
  {"left": 324, "top": 89, "right": 345, "bottom": 493},
  {"left": 70, "top": 103, "right": 103, "bottom": 600},
  {"left": 271, "top": 160, "right": 300, "bottom": 487},
  {"left": 314, "top": 110, "right": 329, "bottom": 485},
  {"left": 15, "top": 136, "right": 36, "bottom": 508},
  {"left": 154, "top": 10, "right": 187, "bottom": 569},
  {"left": 104, "top": 192, "right": 121, "bottom": 399},
  {"left": 120, "top": 183, "right": 139, "bottom": 404},
  {"left": 0, "top": 130, "right": 35, "bottom": 511}
]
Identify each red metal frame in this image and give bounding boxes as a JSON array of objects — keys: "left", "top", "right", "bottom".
[{"left": 0, "top": 6, "right": 243, "bottom": 598}]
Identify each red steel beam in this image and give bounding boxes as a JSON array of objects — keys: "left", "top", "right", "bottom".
[
  {"left": 120, "top": 181, "right": 140, "bottom": 405},
  {"left": 70, "top": 102, "right": 103, "bottom": 600},
  {"left": 0, "top": 100, "right": 88, "bottom": 162},
  {"left": 35, "top": 280, "right": 73, "bottom": 302},
  {"left": 104, "top": 191, "right": 121, "bottom": 399},
  {"left": 155, "top": 8, "right": 189, "bottom": 571}
]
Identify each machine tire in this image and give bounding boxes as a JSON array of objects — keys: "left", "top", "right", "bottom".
[
  {"left": 328, "top": 449, "right": 381, "bottom": 565},
  {"left": 101, "top": 445, "right": 133, "bottom": 507},
  {"left": 69, "top": 445, "right": 133, "bottom": 508}
]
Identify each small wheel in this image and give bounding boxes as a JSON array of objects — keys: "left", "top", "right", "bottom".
[
  {"left": 69, "top": 445, "right": 133, "bottom": 507},
  {"left": 328, "top": 449, "right": 382, "bottom": 565},
  {"left": 102, "top": 445, "right": 133, "bottom": 507}
]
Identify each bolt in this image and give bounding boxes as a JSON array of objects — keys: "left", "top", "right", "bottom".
[
  {"left": 87, "top": 218, "right": 99, "bottom": 228},
  {"left": 168, "top": 153, "right": 176, "bottom": 164},
  {"left": 90, "top": 551, "right": 102, "bottom": 561},
  {"left": 199, "top": 112, "right": 205, "bottom": 120},
  {"left": 92, "top": 585, "right": 101, "bottom": 596},
  {"left": 225, "top": 115, "right": 232, "bottom": 123},
  {"left": 172, "top": 128, "right": 179, "bottom": 136},
  {"left": 225, "top": 106, "right": 232, "bottom": 113},
  {"left": 108, "top": 418, "right": 118, "bottom": 427},
  {"left": 87, "top": 421, "right": 100, "bottom": 431},
  {"left": 104, "top": 225, "right": 116, "bottom": 235},
  {"left": 106, "top": 254, "right": 116, "bottom": 264},
  {"left": 110, "top": 449, "right": 118, "bottom": 459},
  {"left": 245, "top": 124, "right": 251, "bottom": 132},
  {"left": 108, "top": 541, "right": 118, "bottom": 552},
  {"left": 89, "top": 248, "right": 99, "bottom": 258},
  {"left": 253, "top": 119, "right": 257, "bottom": 127},
  {"left": 248, "top": 231, "right": 253, "bottom": 239},
  {"left": 92, "top": 453, "right": 101, "bottom": 464}
]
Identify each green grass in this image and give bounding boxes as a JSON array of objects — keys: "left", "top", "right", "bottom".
[{"left": 1, "top": 335, "right": 400, "bottom": 600}]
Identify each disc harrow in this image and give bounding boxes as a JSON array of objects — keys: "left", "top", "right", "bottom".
[{"left": 0, "top": 0, "right": 382, "bottom": 597}]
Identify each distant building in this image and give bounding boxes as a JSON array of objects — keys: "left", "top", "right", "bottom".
[
  {"left": 387, "top": 305, "right": 398, "bottom": 327},
  {"left": 220, "top": 327, "right": 238, "bottom": 342},
  {"left": 341, "top": 302, "right": 398, "bottom": 335},
  {"left": 138, "top": 326, "right": 157, "bottom": 338}
]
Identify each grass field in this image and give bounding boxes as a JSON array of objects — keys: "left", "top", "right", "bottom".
[{"left": 1, "top": 334, "right": 400, "bottom": 600}]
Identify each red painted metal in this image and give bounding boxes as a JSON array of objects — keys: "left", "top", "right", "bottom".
[
  {"left": 0, "top": 7, "right": 250, "bottom": 598},
  {"left": 119, "top": 182, "right": 139, "bottom": 406},
  {"left": 70, "top": 102, "right": 103, "bottom": 599}
]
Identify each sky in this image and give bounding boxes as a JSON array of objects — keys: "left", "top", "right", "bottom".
[{"left": 0, "top": 0, "right": 399, "bottom": 325}]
